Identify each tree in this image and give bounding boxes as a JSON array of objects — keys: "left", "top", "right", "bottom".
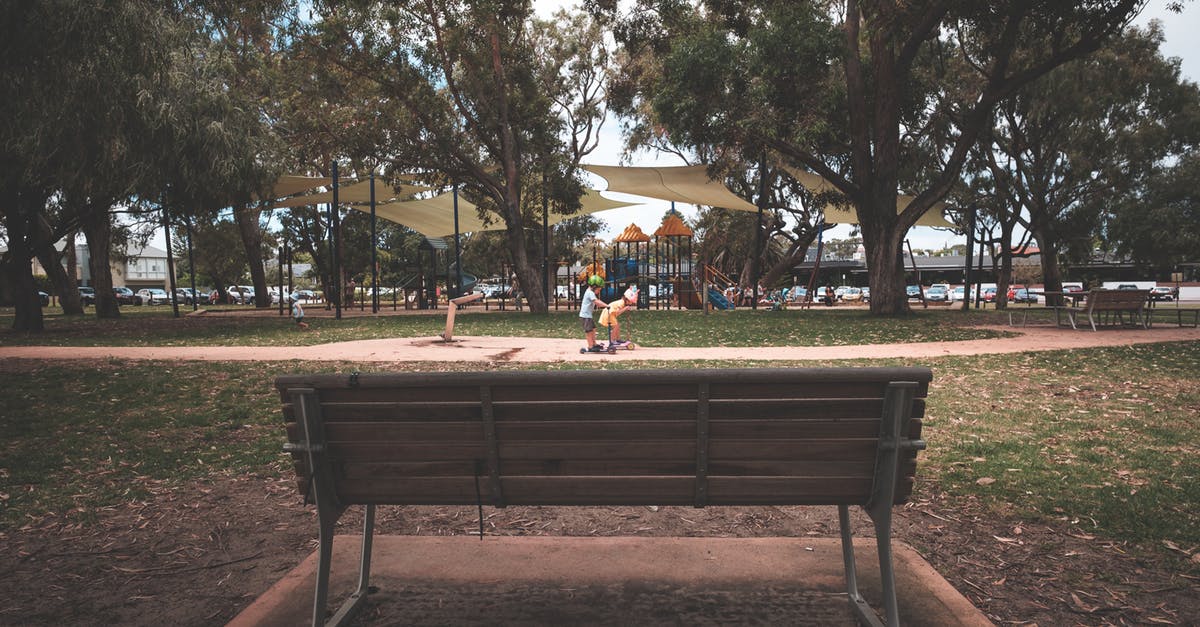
[
  {"left": 969, "top": 24, "right": 1200, "bottom": 305},
  {"left": 301, "top": 2, "right": 611, "bottom": 313},
  {"left": 604, "top": 0, "right": 1155, "bottom": 314},
  {"left": 1108, "top": 152, "right": 1200, "bottom": 274}
]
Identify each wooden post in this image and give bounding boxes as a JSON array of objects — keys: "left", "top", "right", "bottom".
[{"left": 440, "top": 292, "right": 485, "bottom": 342}]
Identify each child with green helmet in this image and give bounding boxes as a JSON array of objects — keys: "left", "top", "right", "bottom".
[{"left": 579, "top": 275, "right": 608, "bottom": 351}]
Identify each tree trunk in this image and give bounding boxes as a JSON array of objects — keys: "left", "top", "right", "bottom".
[
  {"left": 37, "top": 238, "right": 83, "bottom": 315},
  {"left": 502, "top": 216, "right": 547, "bottom": 313},
  {"left": 81, "top": 206, "right": 121, "bottom": 319},
  {"left": 1035, "top": 225, "right": 1064, "bottom": 306},
  {"left": 862, "top": 220, "right": 910, "bottom": 315},
  {"left": 234, "top": 205, "right": 269, "bottom": 308},
  {"left": 2, "top": 193, "right": 44, "bottom": 331},
  {"left": 995, "top": 221, "right": 1015, "bottom": 309}
]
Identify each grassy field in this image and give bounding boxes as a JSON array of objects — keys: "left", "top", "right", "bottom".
[
  {"left": 0, "top": 305, "right": 1017, "bottom": 347},
  {"left": 2, "top": 342, "right": 1197, "bottom": 574}
]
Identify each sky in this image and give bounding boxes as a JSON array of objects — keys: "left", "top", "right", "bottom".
[{"left": 537, "top": 1, "right": 1200, "bottom": 250}]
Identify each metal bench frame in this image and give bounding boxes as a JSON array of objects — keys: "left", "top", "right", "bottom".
[{"left": 280, "top": 369, "right": 930, "bottom": 627}]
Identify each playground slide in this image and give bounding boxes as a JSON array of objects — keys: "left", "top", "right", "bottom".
[{"left": 707, "top": 288, "right": 734, "bottom": 310}]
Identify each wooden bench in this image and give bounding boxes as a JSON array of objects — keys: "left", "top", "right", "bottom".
[
  {"left": 1060, "top": 289, "right": 1150, "bottom": 331},
  {"left": 278, "top": 368, "right": 932, "bottom": 627}
]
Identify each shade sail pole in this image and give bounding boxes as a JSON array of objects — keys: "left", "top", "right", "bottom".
[
  {"left": 453, "top": 184, "right": 463, "bottom": 298},
  {"left": 333, "top": 162, "right": 341, "bottom": 320},
  {"left": 370, "top": 172, "right": 378, "bottom": 314},
  {"left": 186, "top": 212, "right": 197, "bottom": 312},
  {"left": 753, "top": 155, "right": 768, "bottom": 310},
  {"left": 542, "top": 171, "right": 549, "bottom": 303}
]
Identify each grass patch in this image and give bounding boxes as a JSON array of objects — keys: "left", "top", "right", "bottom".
[
  {"left": 0, "top": 306, "right": 1014, "bottom": 347},
  {"left": 920, "top": 342, "right": 1200, "bottom": 556}
]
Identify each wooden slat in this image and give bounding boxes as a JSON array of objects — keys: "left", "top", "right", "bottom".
[
  {"left": 333, "top": 476, "right": 894, "bottom": 506},
  {"left": 337, "top": 459, "right": 903, "bottom": 479},
  {"left": 306, "top": 418, "right": 895, "bottom": 443},
  {"left": 310, "top": 398, "right": 924, "bottom": 423},
  {"left": 322, "top": 438, "right": 879, "bottom": 463}
]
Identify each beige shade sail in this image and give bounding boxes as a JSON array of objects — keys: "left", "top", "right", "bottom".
[
  {"left": 346, "top": 189, "right": 640, "bottom": 238},
  {"left": 364, "top": 192, "right": 490, "bottom": 237},
  {"left": 272, "top": 180, "right": 434, "bottom": 208},
  {"left": 781, "top": 166, "right": 956, "bottom": 228},
  {"left": 265, "top": 175, "right": 332, "bottom": 199},
  {"left": 582, "top": 164, "right": 759, "bottom": 212}
]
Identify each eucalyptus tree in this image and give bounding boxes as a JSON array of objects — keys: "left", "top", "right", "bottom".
[
  {"left": 970, "top": 24, "right": 1200, "bottom": 304},
  {"left": 1107, "top": 152, "right": 1200, "bottom": 274},
  {"left": 601, "top": 0, "right": 1157, "bottom": 314},
  {"left": 301, "top": 1, "right": 613, "bottom": 313},
  {"left": 0, "top": 1, "right": 183, "bottom": 330}
]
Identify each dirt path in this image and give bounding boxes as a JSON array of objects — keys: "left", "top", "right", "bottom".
[{"left": 2, "top": 324, "right": 1197, "bottom": 363}]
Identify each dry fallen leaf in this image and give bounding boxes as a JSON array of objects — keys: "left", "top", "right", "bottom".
[{"left": 976, "top": 477, "right": 996, "bottom": 486}]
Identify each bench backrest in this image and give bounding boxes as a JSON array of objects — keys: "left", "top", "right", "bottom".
[
  {"left": 278, "top": 368, "right": 931, "bottom": 509},
  {"left": 1087, "top": 289, "right": 1149, "bottom": 312}
]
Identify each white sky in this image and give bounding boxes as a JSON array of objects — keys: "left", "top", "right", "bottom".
[{"left": 539, "top": 0, "right": 1200, "bottom": 250}]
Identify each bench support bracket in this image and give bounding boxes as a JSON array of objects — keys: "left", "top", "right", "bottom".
[
  {"left": 292, "top": 388, "right": 374, "bottom": 627},
  {"left": 838, "top": 381, "right": 923, "bottom": 627}
]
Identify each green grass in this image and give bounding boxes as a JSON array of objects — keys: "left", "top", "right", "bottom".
[
  {"left": 0, "top": 306, "right": 1015, "bottom": 347},
  {"left": 920, "top": 343, "right": 1200, "bottom": 554},
  {"left": 2, "top": 342, "right": 1197, "bottom": 575}
]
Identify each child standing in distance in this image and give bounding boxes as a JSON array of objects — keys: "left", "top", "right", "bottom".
[
  {"left": 579, "top": 275, "right": 608, "bottom": 351},
  {"left": 290, "top": 292, "right": 309, "bottom": 329},
  {"left": 598, "top": 286, "right": 638, "bottom": 346}
]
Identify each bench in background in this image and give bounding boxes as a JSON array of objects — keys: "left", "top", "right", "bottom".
[
  {"left": 278, "top": 367, "right": 932, "bottom": 627},
  {"left": 1060, "top": 289, "right": 1150, "bottom": 331}
]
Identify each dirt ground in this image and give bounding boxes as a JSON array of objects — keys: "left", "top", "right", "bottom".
[{"left": 3, "top": 469, "right": 1197, "bottom": 626}]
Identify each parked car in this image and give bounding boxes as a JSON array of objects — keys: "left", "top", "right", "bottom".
[
  {"left": 1012, "top": 288, "right": 1038, "bottom": 304},
  {"left": 1116, "top": 283, "right": 1140, "bottom": 290},
  {"left": 1149, "top": 286, "right": 1178, "bottom": 301},
  {"left": 926, "top": 285, "right": 949, "bottom": 302},
  {"left": 227, "top": 285, "right": 254, "bottom": 304},
  {"left": 949, "top": 286, "right": 966, "bottom": 302},
  {"left": 861, "top": 287, "right": 870, "bottom": 302},
  {"left": 78, "top": 286, "right": 96, "bottom": 305},
  {"left": 136, "top": 288, "right": 171, "bottom": 305},
  {"left": 174, "top": 287, "right": 205, "bottom": 305},
  {"left": 840, "top": 287, "right": 864, "bottom": 302},
  {"left": 906, "top": 285, "right": 922, "bottom": 300},
  {"left": 294, "top": 289, "right": 316, "bottom": 302},
  {"left": 113, "top": 286, "right": 139, "bottom": 305},
  {"left": 981, "top": 287, "right": 997, "bottom": 303}
]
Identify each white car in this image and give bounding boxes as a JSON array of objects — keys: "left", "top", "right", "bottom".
[
  {"left": 949, "top": 286, "right": 966, "bottom": 302},
  {"left": 227, "top": 286, "right": 255, "bottom": 304},
  {"left": 135, "top": 288, "right": 171, "bottom": 305}
]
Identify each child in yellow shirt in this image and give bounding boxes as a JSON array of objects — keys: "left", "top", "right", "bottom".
[{"left": 598, "top": 286, "right": 637, "bottom": 346}]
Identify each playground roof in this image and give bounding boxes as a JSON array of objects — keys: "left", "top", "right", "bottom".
[
  {"left": 582, "top": 164, "right": 759, "bottom": 212},
  {"left": 654, "top": 212, "right": 694, "bottom": 237},
  {"left": 781, "top": 166, "right": 956, "bottom": 228},
  {"left": 614, "top": 223, "right": 652, "bottom": 242}
]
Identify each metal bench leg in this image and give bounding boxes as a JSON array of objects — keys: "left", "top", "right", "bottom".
[
  {"left": 326, "top": 504, "right": 375, "bottom": 627},
  {"left": 839, "top": 505, "right": 884, "bottom": 627},
  {"left": 312, "top": 505, "right": 336, "bottom": 626}
]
